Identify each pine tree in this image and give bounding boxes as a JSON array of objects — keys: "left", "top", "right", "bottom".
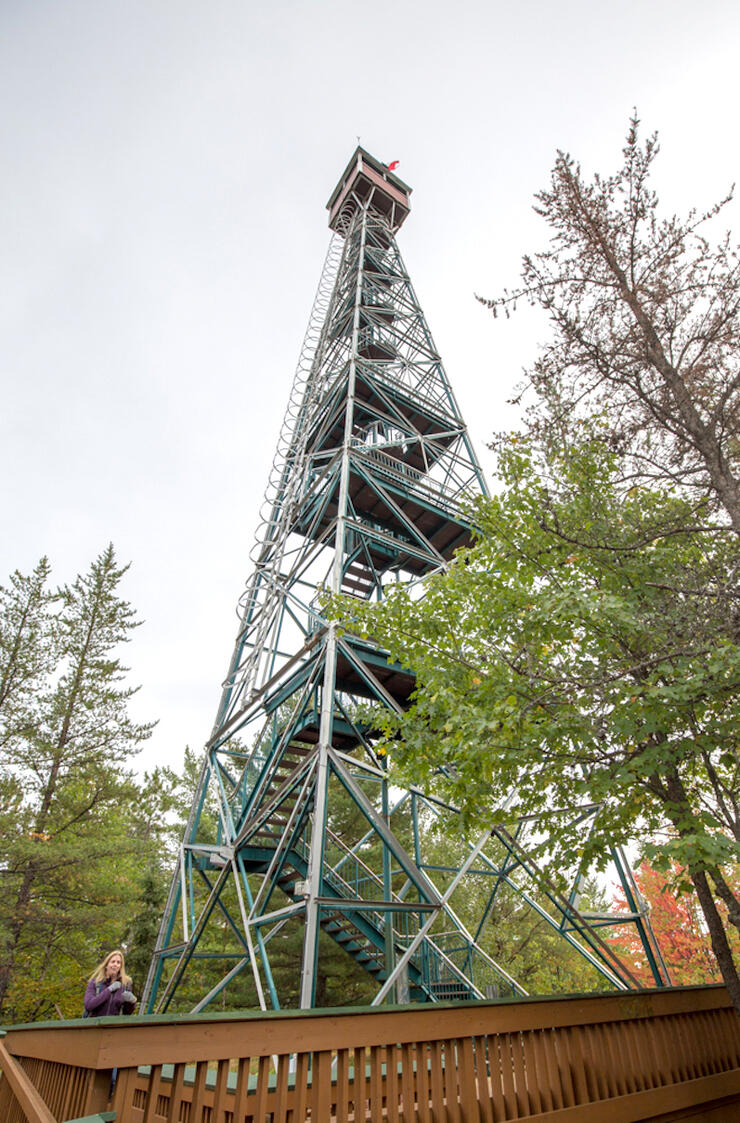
[
  {"left": 0, "top": 557, "right": 56, "bottom": 755},
  {"left": 0, "top": 546, "right": 156, "bottom": 1021}
]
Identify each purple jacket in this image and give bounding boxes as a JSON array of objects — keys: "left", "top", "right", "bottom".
[{"left": 83, "top": 978, "right": 136, "bottom": 1017}]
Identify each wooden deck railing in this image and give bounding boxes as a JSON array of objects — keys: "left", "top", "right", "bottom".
[{"left": 1, "top": 985, "right": 739, "bottom": 1122}]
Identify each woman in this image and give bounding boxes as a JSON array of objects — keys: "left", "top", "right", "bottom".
[{"left": 83, "top": 949, "right": 137, "bottom": 1017}]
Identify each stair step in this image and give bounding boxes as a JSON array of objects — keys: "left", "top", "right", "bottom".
[
  {"left": 346, "top": 561, "right": 373, "bottom": 576},
  {"left": 342, "top": 577, "right": 374, "bottom": 594}
]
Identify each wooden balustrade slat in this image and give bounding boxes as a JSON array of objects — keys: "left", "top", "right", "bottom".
[
  {"left": 336, "top": 1047, "right": 351, "bottom": 1123},
  {"left": 369, "top": 1044, "right": 384, "bottom": 1123},
  {"left": 639, "top": 1013, "right": 662, "bottom": 1091},
  {"left": 687, "top": 1009, "right": 706, "bottom": 1078},
  {"left": 675, "top": 1010, "right": 694, "bottom": 1082},
  {"left": 722, "top": 1007, "right": 740, "bottom": 1067},
  {"left": 532, "top": 1030, "right": 553, "bottom": 1113},
  {"left": 399, "top": 1041, "right": 415, "bottom": 1123},
  {"left": 597, "top": 1024, "right": 615, "bottom": 1100},
  {"left": 665, "top": 1012, "right": 684, "bottom": 1084},
  {"left": 353, "top": 1046, "right": 368, "bottom": 1123},
  {"left": 576, "top": 1025, "right": 597, "bottom": 1102},
  {"left": 664, "top": 1011, "right": 685, "bottom": 1084},
  {"left": 606, "top": 1020, "right": 624, "bottom": 1097},
  {"left": 167, "top": 1061, "right": 187, "bottom": 1123},
  {"left": 586, "top": 1022, "right": 606, "bottom": 1101},
  {"left": 414, "top": 1041, "right": 431, "bottom": 1123},
  {"left": 703, "top": 1008, "right": 725, "bottom": 1075},
  {"left": 60, "top": 1062, "right": 74, "bottom": 1119},
  {"left": 251, "top": 1052, "right": 272, "bottom": 1122},
  {"left": 602, "top": 1021, "right": 624, "bottom": 1098},
  {"left": 714, "top": 1008, "right": 734, "bottom": 1069},
  {"left": 386, "top": 1042, "right": 401, "bottom": 1123},
  {"left": 623, "top": 1018, "right": 640, "bottom": 1093},
  {"left": 678, "top": 1011, "right": 700, "bottom": 1081},
  {"left": 231, "top": 1055, "right": 251, "bottom": 1123},
  {"left": 456, "top": 1036, "right": 477, "bottom": 1123},
  {"left": 292, "top": 1051, "right": 310, "bottom": 1123},
  {"left": 620, "top": 1017, "right": 639, "bottom": 1089},
  {"left": 543, "top": 1028, "right": 565, "bottom": 1111},
  {"left": 521, "top": 1030, "right": 543, "bottom": 1114},
  {"left": 273, "top": 1053, "right": 291, "bottom": 1123},
  {"left": 210, "top": 1057, "right": 230, "bottom": 1122},
  {"left": 659, "top": 1011, "right": 681, "bottom": 1085},
  {"left": 706, "top": 1008, "right": 727, "bottom": 1075},
  {"left": 428, "top": 1040, "right": 445, "bottom": 1122},
  {"left": 312, "top": 1049, "right": 332, "bottom": 1122},
  {"left": 189, "top": 1059, "right": 208, "bottom": 1120},
  {"left": 62, "top": 1061, "right": 79, "bottom": 1119},
  {"left": 697, "top": 1010, "right": 715, "bottom": 1079},
  {"left": 601, "top": 1022, "right": 616, "bottom": 1097},
  {"left": 563, "top": 1025, "right": 587, "bottom": 1107},
  {"left": 554, "top": 1025, "right": 576, "bottom": 1109},
  {"left": 34, "top": 1059, "right": 54, "bottom": 1118},
  {"left": 442, "top": 1039, "right": 462, "bottom": 1123},
  {"left": 620, "top": 1016, "right": 641, "bottom": 1094},
  {"left": 655, "top": 1012, "right": 675, "bottom": 1086},
  {"left": 598, "top": 1021, "right": 618, "bottom": 1100},
  {"left": 623, "top": 1017, "right": 641, "bottom": 1092},
  {"left": 495, "top": 1032, "right": 515, "bottom": 1121},
  {"left": 473, "top": 1036, "right": 494, "bottom": 1123},
  {"left": 510, "top": 1029, "right": 529, "bottom": 1118},
  {"left": 73, "top": 1064, "right": 89, "bottom": 1118},
  {"left": 644, "top": 1014, "right": 662, "bottom": 1088},
  {"left": 690, "top": 1010, "right": 709, "bottom": 1078},
  {"left": 142, "top": 1063, "right": 163, "bottom": 1123},
  {"left": 557, "top": 1025, "right": 575, "bottom": 1108}
]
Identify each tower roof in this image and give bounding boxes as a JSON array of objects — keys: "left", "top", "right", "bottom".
[{"left": 327, "top": 146, "right": 412, "bottom": 234}]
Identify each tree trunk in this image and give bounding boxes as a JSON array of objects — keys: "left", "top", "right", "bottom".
[
  {"left": 691, "top": 867, "right": 740, "bottom": 1015},
  {"left": 660, "top": 770, "right": 740, "bottom": 1015},
  {"left": 0, "top": 604, "right": 97, "bottom": 1014},
  {"left": 708, "top": 866, "right": 740, "bottom": 936}
]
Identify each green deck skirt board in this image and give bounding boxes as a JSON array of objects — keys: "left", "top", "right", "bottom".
[{"left": 68, "top": 1115, "right": 116, "bottom": 1123}]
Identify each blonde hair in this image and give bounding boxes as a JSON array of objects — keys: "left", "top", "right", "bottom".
[{"left": 90, "top": 948, "right": 132, "bottom": 987}]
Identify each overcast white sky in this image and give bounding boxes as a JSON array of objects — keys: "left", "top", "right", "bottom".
[{"left": 2, "top": 0, "right": 739, "bottom": 774}]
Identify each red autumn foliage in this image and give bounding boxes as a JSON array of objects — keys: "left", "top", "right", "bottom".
[{"left": 609, "top": 861, "right": 738, "bottom": 986}]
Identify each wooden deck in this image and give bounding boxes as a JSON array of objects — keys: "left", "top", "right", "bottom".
[{"left": 1, "top": 984, "right": 739, "bottom": 1121}]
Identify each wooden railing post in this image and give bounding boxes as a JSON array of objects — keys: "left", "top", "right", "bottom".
[{"left": 82, "top": 1068, "right": 111, "bottom": 1117}]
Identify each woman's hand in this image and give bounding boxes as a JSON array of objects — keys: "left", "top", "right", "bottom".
[{"left": 108, "top": 980, "right": 122, "bottom": 992}]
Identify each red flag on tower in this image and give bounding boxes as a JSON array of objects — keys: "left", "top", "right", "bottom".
[{"left": 388, "top": 160, "right": 400, "bottom": 171}]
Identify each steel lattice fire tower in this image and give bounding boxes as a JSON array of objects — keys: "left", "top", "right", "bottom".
[{"left": 144, "top": 150, "right": 668, "bottom": 1014}]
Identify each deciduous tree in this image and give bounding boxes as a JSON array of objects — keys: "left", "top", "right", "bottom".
[
  {"left": 329, "top": 433, "right": 740, "bottom": 1009},
  {"left": 608, "top": 860, "right": 738, "bottom": 987},
  {"left": 480, "top": 116, "right": 740, "bottom": 531}
]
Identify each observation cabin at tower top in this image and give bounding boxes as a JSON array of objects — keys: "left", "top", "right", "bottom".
[{"left": 327, "top": 146, "right": 412, "bottom": 234}]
